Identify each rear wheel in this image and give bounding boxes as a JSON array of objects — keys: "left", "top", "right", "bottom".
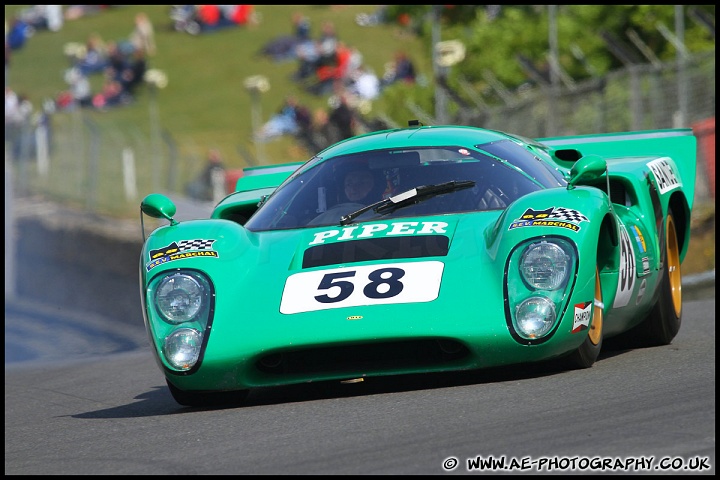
[
  {"left": 166, "top": 380, "right": 249, "bottom": 408},
  {"left": 635, "top": 210, "right": 682, "bottom": 346},
  {"left": 605, "top": 210, "right": 682, "bottom": 349},
  {"left": 563, "top": 268, "right": 603, "bottom": 369}
]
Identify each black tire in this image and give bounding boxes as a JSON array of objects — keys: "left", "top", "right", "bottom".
[
  {"left": 563, "top": 267, "right": 604, "bottom": 369},
  {"left": 166, "top": 380, "right": 249, "bottom": 408}
]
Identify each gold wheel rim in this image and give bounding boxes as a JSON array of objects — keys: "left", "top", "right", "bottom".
[
  {"left": 666, "top": 215, "right": 682, "bottom": 318},
  {"left": 588, "top": 269, "right": 603, "bottom": 345}
]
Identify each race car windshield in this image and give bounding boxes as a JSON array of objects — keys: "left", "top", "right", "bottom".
[
  {"left": 243, "top": 146, "right": 545, "bottom": 231},
  {"left": 340, "top": 180, "right": 476, "bottom": 226}
]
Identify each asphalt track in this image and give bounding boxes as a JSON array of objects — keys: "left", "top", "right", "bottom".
[{"left": 4, "top": 278, "right": 715, "bottom": 475}]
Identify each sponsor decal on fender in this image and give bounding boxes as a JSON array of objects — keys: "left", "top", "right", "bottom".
[
  {"left": 631, "top": 225, "right": 647, "bottom": 253},
  {"left": 146, "top": 239, "right": 218, "bottom": 271},
  {"left": 509, "top": 206, "right": 589, "bottom": 232},
  {"left": 641, "top": 256, "right": 651, "bottom": 276},
  {"left": 647, "top": 157, "right": 681, "bottom": 194},
  {"left": 572, "top": 301, "right": 592, "bottom": 333}
]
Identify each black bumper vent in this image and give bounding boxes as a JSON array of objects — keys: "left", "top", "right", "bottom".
[
  {"left": 302, "top": 235, "right": 449, "bottom": 268},
  {"left": 256, "top": 338, "right": 469, "bottom": 376}
]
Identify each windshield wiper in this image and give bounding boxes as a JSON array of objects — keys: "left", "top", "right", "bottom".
[{"left": 340, "top": 180, "right": 475, "bottom": 226}]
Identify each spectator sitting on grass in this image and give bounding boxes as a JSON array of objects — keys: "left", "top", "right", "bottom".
[
  {"left": 381, "top": 50, "right": 417, "bottom": 87},
  {"left": 348, "top": 65, "right": 380, "bottom": 101},
  {"left": 129, "top": 12, "right": 156, "bottom": 56},
  {"left": 75, "top": 33, "right": 108, "bottom": 76},
  {"left": 260, "top": 11, "right": 311, "bottom": 62},
  {"left": 254, "top": 96, "right": 311, "bottom": 143},
  {"left": 92, "top": 78, "right": 129, "bottom": 110},
  {"left": 55, "top": 66, "right": 92, "bottom": 110}
]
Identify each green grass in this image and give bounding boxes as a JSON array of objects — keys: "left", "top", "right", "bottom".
[{"left": 6, "top": 5, "right": 432, "bottom": 169}]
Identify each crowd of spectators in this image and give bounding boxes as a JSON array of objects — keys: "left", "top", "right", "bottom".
[
  {"left": 54, "top": 12, "right": 155, "bottom": 111},
  {"left": 5, "top": 5, "right": 154, "bottom": 166},
  {"left": 13, "top": 5, "right": 64, "bottom": 34},
  {"left": 255, "top": 91, "right": 392, "bottom": 155},
  {"left": 6, "top": 4, "right": 121, "bottom": 52},
  {"left": 259, "top": 12, "right": 417, "bottom": 101},
  {"left": 254, "top": 11, "right": 417, "bottom": 153},
  {"left": 6, "top": 6, "right": 415, "bottom": 185},
  {"left": 5, "top": 6, "right": 155, "bottom": 113},
  {"left": 170, "top": 5, "right": 255, "bottom": 35}
]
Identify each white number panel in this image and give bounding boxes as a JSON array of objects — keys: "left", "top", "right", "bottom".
[
  {"left": 613, "top": 222, "right": 637, "bottom": 308},
  {"left": 280, "top": 261, "right": 445, "bottom": 314}
]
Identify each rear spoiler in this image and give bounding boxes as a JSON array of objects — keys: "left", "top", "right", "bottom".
[
  {"left": 233, "top": 162, "right": 304, "bottom": 193},
  {"left": 539, "top": 129, "right": 697, "bottom": 209}
]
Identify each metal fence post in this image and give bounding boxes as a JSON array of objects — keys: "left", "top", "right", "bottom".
[
  {"left": 162, "top": 129, "right": 179, "bottom": 193},
  {"left": 84, "top": 117, "right": 100, "bottom": 211},
  {"left": 5, "top": 153, "right": 16, "bottom": 299}
]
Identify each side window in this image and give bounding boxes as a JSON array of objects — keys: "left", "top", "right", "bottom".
[{"left": 479, "top": 140, "right": 566, "bottom": 187}]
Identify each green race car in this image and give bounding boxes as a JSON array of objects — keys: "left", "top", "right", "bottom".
[{"left": 139, "top": 123, "right": 697, "bottom": 407}]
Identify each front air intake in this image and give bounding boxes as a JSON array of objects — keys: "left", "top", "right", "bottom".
[{"left": 256, "top": 339, "right": 469, "bottom": 375}]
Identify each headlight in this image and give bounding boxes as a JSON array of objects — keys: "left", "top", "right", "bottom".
[
  {"left": 514, "top": 296, "right": 556, "bottom": 339},
  {"left": 506, "top": 237, "right": 577, "bottom": 344},
  {"left": 520, "top": 240, "right": 571, "bottom": 290},
  {"left": 163, "top": 328, "right": 203, "bottom": 370},
  {"left": 155, "top": 272, "right": 209, "bottom": 323}
]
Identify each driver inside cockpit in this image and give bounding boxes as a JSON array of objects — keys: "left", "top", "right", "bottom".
[{"left": 343, "top": 167, "right": 375, "bottom": 203}]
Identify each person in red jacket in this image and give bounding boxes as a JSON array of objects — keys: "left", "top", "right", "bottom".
[
  {"left": 197, "top": 5, "right": 221, "bottom": 27},
  {"left": 230, "top": 5, "right": 254, "bottom": 25}
]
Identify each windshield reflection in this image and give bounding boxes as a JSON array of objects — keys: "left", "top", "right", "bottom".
[{"left": 244, "top": 144, "right": 550, "bottom": 231}]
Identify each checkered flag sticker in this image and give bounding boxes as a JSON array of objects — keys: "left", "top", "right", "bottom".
[
  {"left": 178, "top": 239, "right": 216, "bottom": 251},
  {"left": 548, "top": 207, "right": 589, "bottom": 223}
]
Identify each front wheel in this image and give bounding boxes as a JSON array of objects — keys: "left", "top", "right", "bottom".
[
  {"left": 563, "top": 267, "right": 603, "bottom": 369},
  {"left": 166, "top": 380, "right": 249, "bottom": 408}
]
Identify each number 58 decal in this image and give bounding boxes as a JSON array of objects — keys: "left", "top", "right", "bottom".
[{"left": 280, "top": 261, "right": 445, "bottom": 314}]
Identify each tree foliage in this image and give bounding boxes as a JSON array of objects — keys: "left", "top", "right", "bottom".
[{"left": 379, "top": 5, "right": 715, "bottom": 112}]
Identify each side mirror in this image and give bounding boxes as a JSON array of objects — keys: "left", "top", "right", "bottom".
[
  {"left": 140, "top": 193, "right": 178, "bottom": 242},
  {"left": 140, "top": 194, "right": 178, "bottom": 241},
  {"left": 141, "top": 194, "right": 178, "bottom": 225},
  {"left": 566, "top": 155, "right": 607, "bottom": 190}
]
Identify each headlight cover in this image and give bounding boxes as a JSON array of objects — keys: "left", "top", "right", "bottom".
[
  {"left": 520, "top": 241, "right": 571, "bottom": 290},
  {"left": 506, "top": 237, "right": 577, "bottom": 344},
  {"left": 155, "top": 272, "right": 210, "bottom": 323},
  {"left": 514, "top": 296, "right": 556, "bottom": 339},
  {"left": 146, "top": 269, "right": 214, "bottom": 372},
  {"left": 163, "top": 328, "right": 203, "bottom": 371}
]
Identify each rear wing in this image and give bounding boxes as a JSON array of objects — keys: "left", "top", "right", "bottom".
[
  {"left": 233, "top": 162, "right": 304, "bottom": 193},
  {"left": 539, "top": 129, "right": 697, "bottom": 209},
  {"left": 212, "top": 162, "right": 304, "bottom": 223}
]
